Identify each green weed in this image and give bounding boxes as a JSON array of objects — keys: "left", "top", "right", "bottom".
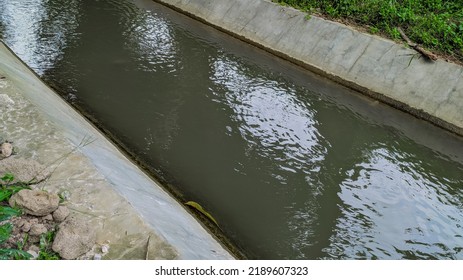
[
  {"left": 0, "top": 206, "right": 21, "bottom": 222},
  {"left": 0, "top": 248, "right": 33, "bottom": 260},
  {"left": 0, "top": 223, "right": 12, "bottom": 244},
  {"left": 0, "top": 223, "right": 32, "bottom": 259},
  {"left": 1, "top": 173, "right": 14, "bottom": 184},
  {"left": 0, "top": 173, "right": 30, "bottom": 227},
  {"left": 0, "top": 173, "right": 34, "bottom": 260},
  {"left": 0, "top": 136, "right": 95, "bottom": 260},
  {"left": 1, "top": 173, "right": 30, "bottom": 202},
  {"left": 38, "top": 231, "right": 59, "bottom": 260}
]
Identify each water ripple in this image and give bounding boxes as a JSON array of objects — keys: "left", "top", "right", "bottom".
[
  {"left": 123, "top": 10, "right": 180, "bottom": 73},
  {"left": 210, "top": 56, "right": 327, "bottom": 180},
  {"left": 0, "top": 0, "right": 80, "bottom": 75},
  {"left": 329, "top": 145, "right": 463, "bottom": 259}
]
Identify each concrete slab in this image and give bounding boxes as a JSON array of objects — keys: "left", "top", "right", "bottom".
[
  {"left": 153, "top": 0, "right": 463, "bottom": 136},
  {"left": 0, "top": 42, "right": 233, "bottom": 260}
]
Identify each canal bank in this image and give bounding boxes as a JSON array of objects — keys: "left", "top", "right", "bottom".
[
  {"left": 151, "top": 0, "right": 463, "bottom": 136},
  {"left": 0, "top": 41, "right": 233, "bottom": 260}
]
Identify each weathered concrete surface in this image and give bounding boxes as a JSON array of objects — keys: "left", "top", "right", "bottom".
[
  {"left": 152, "top": 0, "right": 463, "bottom": 136},
  {"left": 0, "top": 42, "right": 233, "bottom": 259}
]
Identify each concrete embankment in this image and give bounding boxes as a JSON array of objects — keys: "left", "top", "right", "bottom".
[
  {"left": 0, "top": 42, "right": 233, "bottom": 260},
  {"left": 153, "top": 0, "right": 463, "bottom": 136}
]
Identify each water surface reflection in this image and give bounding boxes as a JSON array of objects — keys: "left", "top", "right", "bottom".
[{"left": 0, "top": 0, "right": 80, "bottom": 75}]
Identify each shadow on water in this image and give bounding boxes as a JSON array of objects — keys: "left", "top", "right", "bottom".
[{"left": 1, "top": 0, "right": 463, "bottom": 259}]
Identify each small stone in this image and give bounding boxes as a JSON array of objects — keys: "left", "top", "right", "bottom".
[
  {"left": 9, "top": 189, "right": 59, "bottom": 216},
  {"left": 93, "top": 254, "right": 102, "bottom": 260},
  {"left": 29, "top": 223, "right": 48, "bottom": 236},
  {"left": 29, "top": 245, "right": 39, "bottom": 252},
  {"left": 0, "top": 142, "right": 13, "bottom": 158},
  {"left": 101, "top": 244, "right": 109, "bottom": 254},
  {"left": 52, "top": 206, "right": 70, "bottom": 222},
  {"left": 16, "top": 219, "right": 26, "bottom": 228},
  {"left": 28, "top": 235, "right": 40, "bottom": 244},
  {"left": 20, "top": 221, "right": 31, "bottom": 232},
  {"left": 27, "top": 250, "right": 39, "bottom": 260},
  {"left": 43, "top": 214, "right": 54, "bottom": 221}
]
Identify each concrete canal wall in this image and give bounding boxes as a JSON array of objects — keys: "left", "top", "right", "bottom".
[
  {"left": 0, "top": 41, "right": 233, "bottom": 260},
  {"left": 153, "top": 0, "right": 463, "bottom": 136}
]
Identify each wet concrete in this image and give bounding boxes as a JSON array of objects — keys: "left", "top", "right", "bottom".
[
  {"left": 0, "top": 41, "right": 233, "bottom": 260},
  {"left": 152, "top": 0, "right": 463, "bottom": 136}
]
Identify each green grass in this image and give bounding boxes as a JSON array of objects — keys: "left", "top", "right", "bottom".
[
  {"left": 0, "top": 219, "right": 33, "bottom": 260},
  {"left": 37, "top": 231, "right": 60, "bottom": 260},
  {"left": 1, "top": 173, "right": 29, "bottom": 222},
  {"left": 1, "top": 173, "right": 28, "bottom": 222},
  {"left": 0, "top": 173, "right": 33, "bottom": 260},
  {"left": 274, "top": 0, "right": 463, "bottom": 62}
]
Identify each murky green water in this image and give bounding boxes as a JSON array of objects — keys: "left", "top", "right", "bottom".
[{"left": 1, "top": 0, "right": 463, "bottom": 259}]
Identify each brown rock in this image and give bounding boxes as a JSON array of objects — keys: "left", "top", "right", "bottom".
[
  {"left": 0, "top": 157, "right": 51, "bottom": 183},
  {"left": 29, "top": 223, "right": 48, "bottom": 236},
  {"left": 52, "top": 216, "right": 96, "bottom": 259},
  {"left": 27, "top": 250, "right": 39, "bottom": 260},
  {"left": 42, "top": 214, "right": 54, "bottom": 221},
  {"left": 9, "top": 189, "right": 59, "bottom": 216},
  {"left": 52, "top": 206, "right": 70, "bottom": 222},
  {"left": 0, "top": 142, "right": 13, "bottom": 158},
  {"left": 20, "top": 221, "right": 31, "bottom": 232}
]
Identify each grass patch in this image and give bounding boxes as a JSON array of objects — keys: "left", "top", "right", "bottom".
[
  {"left": 38, "top": 231, "right": 60, "bottom": 260},
  {"left": 1, "top": 173, "right": 29, "bottom": 222},
  {"left": 0, "top": 173, "right": 38, "bottom": 260},
  {"left": 274, "top": 0, "right": 463, "bottom": 62},
  {"left": 0, "top": 172, "right": 62, "bottom": 260},
  {"left": 0, "top": 175, "right": 33, "bottom": 260},
  {"left": 0, "top": 137, "right": 94, "bottom": 260}
]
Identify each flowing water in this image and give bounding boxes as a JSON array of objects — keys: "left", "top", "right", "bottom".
[{"left": 1, "top": 0, "right": 463, "bottom": 259}]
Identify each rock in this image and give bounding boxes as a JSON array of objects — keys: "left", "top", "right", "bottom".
[
  {"left": 93, "top": 253, "right": 102, "bottom": 260},
  {"left": 20, "top": 221, "right": 31, "bottom": 233},
  {"left": 52, "top": 216, "right": 96, "bottom": 260},
  {"left": 52, "top": 206, "right": 70, "bottom": 222},
  {"left": 29, "top": 245, "right": 39, "bottom": 251},
  {"left": 42, "top": 214, "right": 54, "bottom": 221},
  {"left": 0, "top": 157, "right": 51, "bottom": 183},
  {"left": 27, "top": 250, "right": 39, "bottom": 260},
  {"left": 101, "top": 244, "right": 109, "bottom": 254},
  {"left": 28, "top": 235, "right": 40, "bottom": 244},
  {"left": 29, "top": 223, "right": 48, "bottom": 236},
  {"left": 9, "top": 189, "right": 60, "bottom": 216},
  {"left": 0, "top": 142, "right": 13, "bottom": 158}
]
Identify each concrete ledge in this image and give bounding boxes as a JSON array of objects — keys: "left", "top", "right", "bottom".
[
  {"left": 153, "top": 0, "right": 463, "bottom": 136},
  {"left": 0, "top": 41, "right": 233, "bottom": 260}
]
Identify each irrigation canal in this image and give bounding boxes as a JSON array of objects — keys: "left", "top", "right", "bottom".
[{"left": 1, "top": 0, "right": 463, "bottom": 259}]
